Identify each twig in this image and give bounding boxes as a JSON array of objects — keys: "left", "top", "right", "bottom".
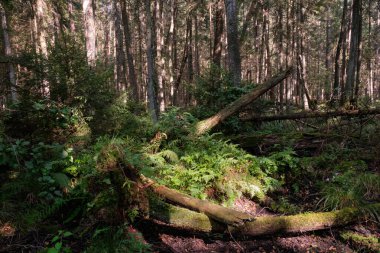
[{"left": 227, "top": 227, "right": 244, "bottom": 252}]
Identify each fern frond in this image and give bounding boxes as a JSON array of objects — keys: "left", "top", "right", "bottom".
[{"left": 157, "top": 150, "right": 179, "bottom": 163}]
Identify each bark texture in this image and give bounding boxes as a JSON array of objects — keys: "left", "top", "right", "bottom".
[
  {"left": 145, "top": 0, "right": 158, "bottom": 122},
  {"left": 345, "top": 0, "right": 362, "bottom": 102},
  {"left": 224, "top": 0, "right": 241, "bottom": 87},
  {"left": 83, "top": 0, "right": 96, "bottom": 65}
]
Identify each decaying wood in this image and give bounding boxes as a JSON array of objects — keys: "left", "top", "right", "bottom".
[
  {"left": 150, "top": 200, "right": 380, "bottom": 237},
  {"left": 141, "top": 176, "right": 253, "bottom": 226},
  {"left": 242, "top": 108, "right": 380, "bottom": 122},
  {"left": 194, "top": 67, "right": 294, "bottom": 136}
]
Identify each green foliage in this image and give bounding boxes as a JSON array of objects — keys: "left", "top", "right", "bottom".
[
  {"left": 84, "top": 224, "right": 151, "bottom": 253},
  {"left": 340, "top": 231, "right": 380, "bottom": 252},
  {"left": 189, "top": 66, "right": 258, "bottom": 133},
  {"left": 270, "top": 197, "right": 300, "bottom": 214},
  {"left": 44, "top": 230, "right": 74, "bottom": 253},
  {"left": 191, "top": 66, "right": 254, "bottom": 114},
  {"left": 148, "top": 133, "right": 292, "bottom": 204},
  {"left": 319, "top": 170, "right": 380, "bottom": 210},
  {"left": 3, "top": 100, "right": 79, "bottom": 141},
  {"left": 156, "top": 107, "right": 198, "bottom": 141}
]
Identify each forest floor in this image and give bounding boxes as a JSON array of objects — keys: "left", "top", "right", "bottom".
[
  {"left": 139, "top": 197, "right": 379, "bottom": 252},
  {"left": 1, "top": 112, "right": 380, "bottom": 252}
]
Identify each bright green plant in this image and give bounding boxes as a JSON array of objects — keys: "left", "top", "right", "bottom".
[
  {"left": 44, "top": 230, "right": 73, "bottom": 253},
  {"left": 150, "top": 133, "right": 285, "bottom": 204},
  {"left": 319, "top": 170, "right": 380, "bottom": 210}
]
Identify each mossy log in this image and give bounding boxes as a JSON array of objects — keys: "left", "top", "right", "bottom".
[
  {"left": 149, "top": 200, "right": 380, "bottom": 237},
  {"left": 195, "top": 67, "right": 294, "bottom": 136},
  {"left": 241, "top": 108, "right": 380, "bottom": 122},
  {"left": 142, "top": 176, "right": 253, "bottom": 226}
]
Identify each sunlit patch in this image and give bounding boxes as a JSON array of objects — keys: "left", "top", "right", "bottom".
[
  {"left": 9, "top": 171, "right": 20, "bottom": 179},
  {"left": 0, "top": 222, "right": 16, "bottom": 236}
]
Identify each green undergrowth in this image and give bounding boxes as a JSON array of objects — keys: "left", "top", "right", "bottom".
[
  {"left": 340, "top": 231, "right": 380, "bottom": 252},
  {"left": 1, "top": 104, "right": 380, "bottom": 252}
]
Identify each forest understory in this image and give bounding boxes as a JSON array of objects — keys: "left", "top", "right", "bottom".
[
  {"left": 1, "top": 102, "right": 380, "bottom": 253},
  {"left": 1, "top": 0, "right": 380, "bottom": 252}
]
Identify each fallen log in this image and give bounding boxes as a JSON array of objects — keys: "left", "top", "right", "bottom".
[
  {"left": 150, "top": 200, "right": 380, "bottom": 237},
  {"left": 195, "top": 67, "right": 294, "bottom": 136},
  {"left": 241, "top": 108, "right": 380, "bottom": 122},
  {"left": 141, "top": 176, "right": 253, "bottom": 226}
]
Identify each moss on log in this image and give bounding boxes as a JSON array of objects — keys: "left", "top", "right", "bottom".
[
  {"left": 142, "top": 176, "right": 253, "bottom": 226},
  {"left": 149, "top": 201, "right": 380, "bottom": 237}
]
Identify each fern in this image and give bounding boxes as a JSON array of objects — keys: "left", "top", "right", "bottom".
[{"left": 24, "top": 198, "right": 67, "bottom": 226}]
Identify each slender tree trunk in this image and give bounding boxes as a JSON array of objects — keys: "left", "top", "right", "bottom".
[
  {"left": 239, "top": 1, "right": 259, "bottom": 45},
  {"left": 212, "top": 0, "right": 224, "bottom": 69},
  {"left": 333, "top": 0, "right": 348, "bottom": 101},
  {"left": 119, "top": 0, "right": 139, "bottom": 101},
  {"left": 113, "top": 0, "right": 127, "bottom": 91},
  {"left": 277, "top": 5, "right": 284, "bottom": 107},
  {"left": 36, "top": 0, "right": 50, "bottom": 95},
  {"left": 367, "top": 1, "right": 373, "bottom": 101},
  {"left": 145, "top": 0, "right": 158, "bottom": 122},
  {"left": 155, "top": 0, "right": 165, "bottom": 111},
  {"left": 325, "top": 6, "right": 331, "bottom": 100},
  {"left": 186, "top": 17, "right": 194, "bottom": 106},
  {"left": 173, "top": 17, "right": 191, "bottom": 106},
  {"left": 83, "top": 0, "right": 97, "bottom": 66},
  {"left": 0, "top": 3, "right": 17, "bottom": 102},
  {"left": 135, "top": 5, "right": 145, "bottom": 100},
  {"left": 345, "top": 0, "right": 362, "bottom": 103},
  {"left": 297, "top": 1, "right": 311, "bottom": 110},
  {"left": 194, "top": 15, "right": 200, "bottom": 78},
  {"left": 167, "top": 0, "right": 177, "bottom": 105},
  {"left": 224, "top": 0, "right": 241, "bottom": 87}
]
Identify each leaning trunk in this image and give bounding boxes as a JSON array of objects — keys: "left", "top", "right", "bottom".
[{"left": 195, "top": 67, "right": 293, "bottom": 135}]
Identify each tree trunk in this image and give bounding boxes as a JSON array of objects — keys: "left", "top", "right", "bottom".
[
  {"left": 333, "top": 0, "right": 348, "bottom": 101},
  {"left": 0, "top": 3, "right": 17, "bottom": 102},
  {"left": 242, "top": 108, "right": 380, "bottom": 122},
  {"left": 83, "top": 0, "right": 96, "bottom": 66},
  {"left": 156, "top": 0, "right": 166, "bottom": 112},
  {"left": 113, "top": 0, "right": 127, "bottom": 91},
  {"left": 119, "top": 0, "right": 139, "bottom": 101},
  {"left": 172, "top": 18, "right": 191, "bottom": 106},
  {"left": 145, "top": 0, "right": 158, "bottom": 123},
  {"left": 212, "top": 0, "right": 224, "bottom": 68},
  {"left": 150, "top": 200, "right": 380, "bottom": 237},
  {"left": 195, "top": 67, "right": 293, "bottom": 135},
  {"left": 239, "top": 1, "right": 260, "bottom": 45},
  {"left": 224, "top": 0, "right": 241, "bottom": 87},
  {"left": 345, "top": 0, "right": 362, "bottom": 103}
]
